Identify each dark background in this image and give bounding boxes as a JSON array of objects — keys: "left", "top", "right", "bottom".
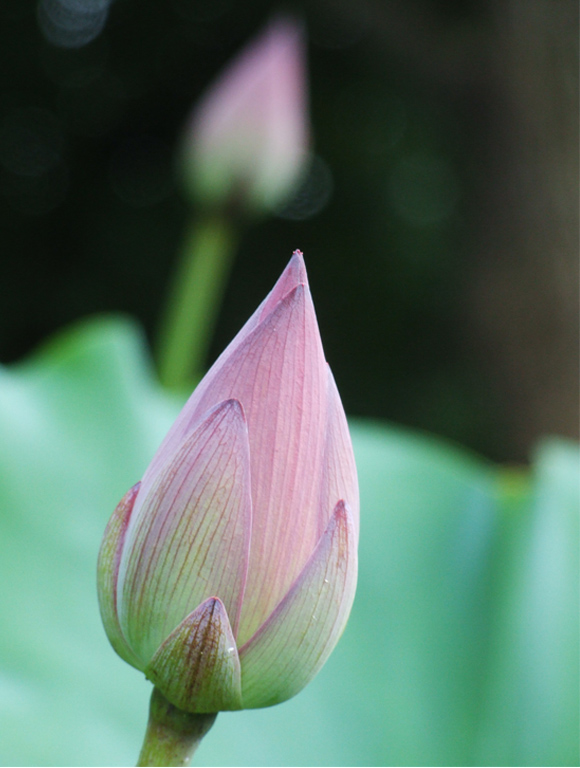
[{"left": 0, "top": 0, "right": 577, "bottom": 462}]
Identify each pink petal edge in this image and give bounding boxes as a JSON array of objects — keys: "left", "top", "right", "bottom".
[
  {"left": 238, "top": 500, "right": 358, "bottom": 708},
  {"left": 319, "top": 366, "right": 360, "bottom": 540},
  {"left": 96, "top": 482, "right": 143, "bottom": 670}
]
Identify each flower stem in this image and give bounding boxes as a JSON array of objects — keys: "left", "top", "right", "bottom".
[
  {"left": 156, "top": 213, "right": 238, "bottom": 391},
  {"left": 137, "top": 688, "right": 217, "bottom": 767}
]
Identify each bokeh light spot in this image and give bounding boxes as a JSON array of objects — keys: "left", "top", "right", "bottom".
[
  {"left": 275, "top": 154, "right": 333, "bottom": 221},
  {"left": 37, "top": 0, "right": 111, "bottom": 49}
]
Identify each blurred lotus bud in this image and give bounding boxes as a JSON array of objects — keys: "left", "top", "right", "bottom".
[
  {"left": 181, "top": 18, "right": 310, "bottom": 216},
  {"left": 98, "top": 251, "right": 358, "bottom": 713}
]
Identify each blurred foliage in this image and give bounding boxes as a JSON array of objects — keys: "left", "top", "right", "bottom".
[{"left": 0, "top": 317, "right": 577, "bottom": 766}]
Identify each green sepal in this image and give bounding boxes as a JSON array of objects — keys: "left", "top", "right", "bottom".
[
  {"left": 96, "top": 482, "right": 144, "bottom": 671},
  {"left": 145, "top": 597, "right": 243, "bottom": 713}
]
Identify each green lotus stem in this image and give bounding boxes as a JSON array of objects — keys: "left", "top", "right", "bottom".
[
  {"left": 156, "top": 213, "right": 238, "bottom": 390},
  {"left": 137, "top": 688, "right": 217, "bottom": 767}
]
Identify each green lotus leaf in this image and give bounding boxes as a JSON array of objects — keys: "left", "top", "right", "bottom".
[{"left": 0, "top": 315, "right": 576, "bottom": 766}]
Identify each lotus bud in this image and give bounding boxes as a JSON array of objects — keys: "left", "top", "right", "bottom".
[
  {"left": 98, "top": 251, "right": 358, "bottom": 713},
  {"left": 181, "top": 17, "right": 310, "bottom": 216}
]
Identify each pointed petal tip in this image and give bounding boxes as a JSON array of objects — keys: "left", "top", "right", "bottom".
[
  {"left": 201, "top": 398, "right": 248, "bottom": 433},
  {"left": 263, "top": 15, "right": 306, "bottom": 65},
  {"left": 216, "top": 397, "right": 246, "bottom": 421},
  {"left": 199, "top": 595, "right": 223, "bottom": 617},
  {"left": 268, "top": 13, "right": 304, "bottom": 37},
  {"left": 287, "top": 281, "right": 306, "bottom": 301},
  {"left": 289, "top": 249, "right": 307, "bottom": 284},
  {"left": 332, "top": 499, "right": 355, "bottom": 523},
  {"left": 256, "top": 251, "right": 309, "bottom": 324},
  {"left": 272, "top": 281, "right": 320, "bottom": 333},
  {"left": 145, "top": 596, "right": 242, "bottom": 713},
  {"left": 331, "top": 500, "right": 357, "bottom": 549},
  {"left": 116, "top": 481, "right": 141, "bottom": 519}
]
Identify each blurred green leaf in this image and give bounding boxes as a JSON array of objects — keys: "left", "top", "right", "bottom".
[
  {"left": 0, "top": 317, "right": 577, "bottom": 766},
  {"left": 475, "top": 440, "right": 579, "bottom": 766}
]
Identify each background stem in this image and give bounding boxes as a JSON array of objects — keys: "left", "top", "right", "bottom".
[
  {"left": 137, "top": 688, "right": 217, "bottom": 767},
  {"left": 156, "top": 213, "right": 238, "bottom": 390}
]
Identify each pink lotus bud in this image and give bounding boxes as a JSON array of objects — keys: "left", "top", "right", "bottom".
[
  {"left": 97, "top": 251, "right": 358, "bottom": 712},
  {"left": 182, "top": 17, "right": 310, "bottom": 215}
]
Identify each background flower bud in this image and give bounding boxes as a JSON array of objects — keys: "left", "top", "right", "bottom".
[
  {"left": 181, "top": 17, "right": 310, "bottom": 216},
  {"left": 98, "top": 251, "right": 358, "bottom": 712}
]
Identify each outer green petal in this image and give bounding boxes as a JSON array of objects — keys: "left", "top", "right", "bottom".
[
  {"left": 239, "top": 500, "right": 357, "bottom": 708},
  {"left": 119, "top": 399, "right": 251, "bottom": 663},
  {"left": 145, "top": 597, "right": 242, "bottom": 714},
  {"left": 96, "top": 482, "right": 143, "bottom": 670}
]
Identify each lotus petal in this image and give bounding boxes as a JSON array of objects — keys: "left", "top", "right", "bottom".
[
  {"left": 118, "top": 399, "right": 251, "bottom": 663},
  {"left": 255, "top": 249, "right": 308, "bottom": 324},
  {"left": 96, "top": 482, "right": 143, "bottom": 670},
  {"left": 145, "top": 597, "right": 242, "bottom": 713},
  {"left": 319, "top": 367, "right": 359, "bottom": 540},
  {"left": 239, "top": 501, "right": 357, "bottom": 708},
  {"left": 190, "top": 285, "right": 328, "bottom": 643},
  {"left": 146, "top": 275, "right": 328, "bottom": 643},
  {"left": 136, "top": 251, "right": 308, "bottom": 507}
]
